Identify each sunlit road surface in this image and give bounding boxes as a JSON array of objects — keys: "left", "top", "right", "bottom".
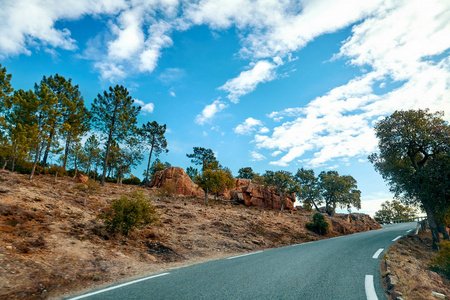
[{"left": 68, "top": 222, "right": 417, "bottom": 300}]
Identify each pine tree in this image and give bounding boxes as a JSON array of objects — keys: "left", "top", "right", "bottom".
[
  {"left": 83, "top": 135, "right": 101, "bottom": 178},
  {"left": 0, "top": 64, "right": 13, "bottom": 130},
  {"left": 36, "top": 74, "right": 89, "bottom": 168},
  {"left": 91, "top": 85, "right": 140, "bottom": 185},
  {"left": 140, "top": 121, "right": 168, "bottom": 186}
]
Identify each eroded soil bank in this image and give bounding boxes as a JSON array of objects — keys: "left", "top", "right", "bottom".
[{"left": 0, "top": 170, "right": 379, "bottom": 299}]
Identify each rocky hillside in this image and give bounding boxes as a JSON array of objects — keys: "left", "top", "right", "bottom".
[{"left": 0, "top": 170, "right": 380, "bottom": 299}]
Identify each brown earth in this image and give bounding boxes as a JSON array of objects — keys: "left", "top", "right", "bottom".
[
  {"left": 382, "top": 231, "right": 450, "bottom": 299},
  {"left": 0, "top": 170, "right": 380, "bottom": 299}
]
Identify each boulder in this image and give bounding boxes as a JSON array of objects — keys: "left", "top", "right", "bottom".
[
  {"left": 74, "top": 173, "right": 88, "bottom": 183},
  {"left": 148, "top": 167, "right": 204, "bottom": 197},
  {"left": 222, "top": 178, "right": 295, "bottom": 211}
]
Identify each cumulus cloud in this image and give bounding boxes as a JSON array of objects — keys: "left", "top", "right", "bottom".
[
  {"left": 219, "top": 60, "right": 277, "bottom": 103},
  {"left": 133, "top": 98, "right": 154, "bottom": 113},
  {"left": 133, "top": 98, "right": 145, "bottom": 106},
  {"left": 195, "top": 99, "right": 228, "bottom": 125},
  {"left": 141, "top": 103, "right": 155, "bottom": 113},
  {"left": 234, "top": 117, "right": 267, "bottom": 135},
  {"left": 250, "top": 151, "right": 266, "bottom": 161},
  {"left": 0, "top": 0, "right": 126, "bottom": 58},
  {"left": 256, "top": 0, "right": 450, "bottom": 168}
]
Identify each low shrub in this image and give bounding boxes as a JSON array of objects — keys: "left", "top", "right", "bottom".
[
  {"left": 122, "top": 176, "right": 141, "bottom": 185},
  {"left": 99, "top": 189, "right": 159, "bottom": 235},
  {"left": 44, "top": 165, "right": 68, "bottom": 177},
  {"left": 430, "top": 240, "right": 450, "bottom": 278},
  {"left": 305, "top": 212, "right": 329, "bottom": 235},
  {"left": 157, "top": 182, "right": 175, "bottom": 199},
  {"left": 15, "top": 159, "right": 44, "bottom": 175},
  {"left": 67, "top": 169, "right": 86, "bottom": 178}
]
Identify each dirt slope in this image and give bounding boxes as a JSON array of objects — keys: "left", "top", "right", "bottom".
[
  {"left": 0, "top": 170, "right": 380, "bottom": 299},
  {"left": 382, "top": 232, "right": 450, "bottom": 299}
]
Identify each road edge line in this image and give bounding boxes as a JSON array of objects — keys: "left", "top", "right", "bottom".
[
  {"left": 68, "top": 273, "right": 170, "bottom": 299},
  {"left": 227, "top": 251, "right": 263, "bottom": 260}
]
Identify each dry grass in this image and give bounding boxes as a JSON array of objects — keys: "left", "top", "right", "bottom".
[
  {"left": 382, "top": 232, "right": 450, "bottom": 299},
  {"left": 0, "top": 170, "right": 380, "bottom": 299}
]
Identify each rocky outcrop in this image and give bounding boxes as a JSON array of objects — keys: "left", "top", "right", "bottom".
[
  {"left": 223, "top": 179, "right": 295, "bottom": 211},
  {"left": 74, "top": 173, "right": 88, "bottom": 183},
  {"left": 148, "top": 167, "right": 204, "bottom": 197},
  {"left": 330, "top": 213, "right": 381, "bottom": 234}
]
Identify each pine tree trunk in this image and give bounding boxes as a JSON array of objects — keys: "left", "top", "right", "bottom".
[
  {"left": 101, "top": 134, "right": 113, "bottom": 186},
  {"left": 204, "top": 187, "right": 208, "bottom": 206},
  {"left": 145, "top": 144, "right": 154, "bottom": 187},
  {"left": 62, "top": 135, "right": 71, "bottom": 170},
  {"left": 41, "top": 129, "right": 55, "bottom": 168},
  {"left": 2, "top": 160, "right": 6, "bottom": 170},
  {"left": 29, "top": 144, "right": 40, "bottom": 180}
]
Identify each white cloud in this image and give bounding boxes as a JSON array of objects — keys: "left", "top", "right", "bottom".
[
  {"left": 234, "top": 117, "right": 266, "bottom": 135},
  {"left": 219, "top": 60, "right": 276, "bottom": 103},
  {"left": 253, "top": 0, "right": 450, "bottom": 168},
  {"left": 141, "top": 103, "right": 155, "bottom": 113},
  {"left": 134, "top": 98, "right": 145, "bottom": 106},
  {"left": 0, "top": 0, "right": 126, "bottom": 58},
  {"left": 169, "top": 91, "right": 176, "bottom": 97},
  {"left": 94, "top": 61, "right": 126, "bottom": 82},
  {"left": 195, "top": 99, "right": 228, "bottom": 125},
  {"left": 159, "top": 68, "right": 186, "bottom": 83},
  {"left": 250, "top": 151, "right": 266, "bottom": 161},
  {"left": 271, "top": 150, "right": 282, "bottom": 157}
]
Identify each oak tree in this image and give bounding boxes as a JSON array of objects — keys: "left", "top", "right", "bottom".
[{"left": 369, "top": 109, "right": 450, "bottom": 248}]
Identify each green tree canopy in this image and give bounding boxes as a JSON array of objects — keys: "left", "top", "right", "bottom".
[
  {"left": 186, "top": 147, "right": 218, "bottom": 171},
  {"left": 83, "top": 135, "right": 101, "bottom": 177},
  {"left": 318, "top": 170, "right": 361, "bottom": 216},
  {"left": 374, "top": 200, "right": 417, "bottom": 224},
  {"left": 36, "top": 74, "right": 89, "bottom": 168},
  {"left": 263, "top": 170, "right": 296, "bottom": 212},
  {"left": 0, "top": 64, "right": 13, "bottom": 129},
  {"left": 91, "top": 85, "right": 140, "bottom": 185},
  {"left": 140, "top": 121, "right": 168, "bottom": 186},
  {"left": 196, "top": 168, "right": 235, "bottom": 205},
  {"left": 369, "top": 109, "right": 450, "bottom": 249},
  {"left": 237, "top": 167, "right": 255, "bottom": 179},
  {"left": 186, "top": 166, "right": 199, "bottom": 182},
  {"left": 294, "top": 168, "right": 322, "bottom": 211}
]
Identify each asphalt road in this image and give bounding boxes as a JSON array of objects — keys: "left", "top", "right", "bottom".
[{"left": 68, "top": 222, "right": 417, "bottom": 300}]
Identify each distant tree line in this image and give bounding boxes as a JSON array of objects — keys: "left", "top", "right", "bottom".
[
  {"left": 0, "top": 64, "right": 168, "bottom": 185},
  {"left": 186, "top": 147, "right": 361, "bottom": 215}
]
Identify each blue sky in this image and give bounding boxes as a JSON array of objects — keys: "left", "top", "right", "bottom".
[{"left": 1, "top": 0, "right": 449, "bottom": 215}]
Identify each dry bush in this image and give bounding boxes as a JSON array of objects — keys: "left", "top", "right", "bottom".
[{"left": 99, "top": 189, "right": 159, "bottom": 235}]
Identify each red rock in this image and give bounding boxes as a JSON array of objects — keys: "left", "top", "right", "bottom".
[
  {"left": 221, "top": 178, "right": 295, "bottom": 211},
  {"left": 148, "top": 167, "right": 204, "bottom": 197},
  {"left": 74, "top": 173, "right": 88, "bottom": 183}
]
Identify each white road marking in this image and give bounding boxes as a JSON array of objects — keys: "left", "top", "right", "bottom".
[
  {"left": 372, "top": 248, "right": 384, "bottom": 259},
  {"left": 69, "top": 273, "right": 170, "bottom": 299},
  {"left": 365, "top": 275, "right": 378, "bottom": 300},
  {"left": 227, "top": 251, "right": 263, "bottom": 260},
  {"left": 392, "top": 236, "right": 402, "bottom": 241},
  {"left": 406, "top": 229, "right": 413, "bottom": 233}
]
